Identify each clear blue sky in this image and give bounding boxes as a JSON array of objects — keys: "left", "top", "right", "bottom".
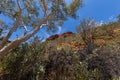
[
  {"left": 39, "top": 0, "right": 120, "bottom": 40},
  {"left": 61, "top": 0, "right": 120, "bottom": 32}
]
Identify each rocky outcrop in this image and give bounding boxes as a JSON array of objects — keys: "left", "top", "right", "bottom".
[
  {"left": 46, "top": 34, "right": 59, "bottom": 41},
  {"left": 46, "top": 32, "right": 74, "bottom": 41}
]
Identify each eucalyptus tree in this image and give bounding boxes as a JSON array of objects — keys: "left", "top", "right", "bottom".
[{"left": 0, "top": 0, "right": 82, "bottom": 59}]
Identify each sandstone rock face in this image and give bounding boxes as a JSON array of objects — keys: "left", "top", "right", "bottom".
[
  {"left": 113, "top": 28, "right": 120, "bottom": 36},
  {"left": 46, "top": 32, "right": 74, "bottom": 41},
  {"left": 46, "top": 34, "right": 59, "bottom": 41},
  {"left": 59, "top": 32, "right": 73, "bottom": 38},
  {"left": 94, "top": 39, "right": 105, "bottom": 47}
]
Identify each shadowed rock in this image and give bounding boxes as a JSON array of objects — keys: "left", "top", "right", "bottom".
[
  {"left": 46, "top": 32, "right": 74, "bottom": 41},
  {"left": 46, "top": 34, "right": 59, "bottom": 41}
]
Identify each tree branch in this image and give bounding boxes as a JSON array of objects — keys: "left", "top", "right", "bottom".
[
  {"left": 0, "top": 0, "right": 22, "bottom": 49},
  {"left": 17, "top": 0, "right": 22, "bottom": 10},
  {"left": 0, "top": 13, "right": 52, "bottom": 60}
]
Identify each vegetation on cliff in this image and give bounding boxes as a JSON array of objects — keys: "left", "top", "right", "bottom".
[{"left": 0, "top": 19, "right": 120, "bottom": 80}]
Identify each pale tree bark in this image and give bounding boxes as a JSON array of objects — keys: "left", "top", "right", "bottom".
[
  {"left": 0, "top": 0, "right": 22, "bottom": 49},
  {"left": 0, "top": 13, "right": 51, "bottom": 60},
  {"left": 0, "top": 0, "right": 53, "bottom": 60},
  {"left": 0, "top": 11, "right": 22, "bottom": 49}
]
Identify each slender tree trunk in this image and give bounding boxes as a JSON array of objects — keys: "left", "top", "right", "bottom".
[
  {"left": 0, "top": 24, "right": 42, "bottom": 59},
  {"left": 0, "top": 9, "right": 22, "bottom": 50},
  {"left": 0, "top": 13, "right": 51, "bottom": 60}
]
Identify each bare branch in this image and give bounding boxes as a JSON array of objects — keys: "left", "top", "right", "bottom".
[
  {"left": 17, "top": 0, "right": 22, "bottom": 10},
  {"left": 40, "top": 0, "right": 48, "bottom": 16}
]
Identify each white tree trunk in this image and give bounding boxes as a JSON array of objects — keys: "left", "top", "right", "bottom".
[
  {"left": 0, "top": 11, "right": 22, "bottom": 49},
  {"left": 0, "top": 24, "right": 43, "bottom": 59},
  {"left": 0, "top": 10, "right": 52, "bottom": 60}
]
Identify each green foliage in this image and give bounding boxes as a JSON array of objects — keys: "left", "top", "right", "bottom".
[
  {"left": 44, "top": 49, "right": 102, "bottom": 80},
  {"left": 65, "top": 0, "right": 82, "bottom": 18},
  {"left": 44, "top": 49, "right": 80, "bottom": 80},
  {"left": 0, "top": 39, "right": 47, "bottom": 80},
  {"left": 0, "top": 0, "right": 82, "bottom": 34},
  {"left": 0, "top": 42, "right": 104, "bottom": 80},
  {"left": 87, "top": 40, "right": 120, "bottom": 80},
  {"left": 0, "top": 0, "right": 82, "bottom": 57},
  {"left": 1, "top": 20, "right": 120, "bottom": 80}
]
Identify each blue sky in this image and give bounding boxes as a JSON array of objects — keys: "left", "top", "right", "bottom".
[
  {"left": 61, "top": 0, "right": 120, "bottom": 32},
  {"left": 39, "top": 0, "right": 120, "bottom": 40},
  {"left": 1, "top": 0, "right": 120, "bottom": 41}
]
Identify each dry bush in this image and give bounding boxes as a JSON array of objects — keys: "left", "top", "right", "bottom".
[
  {"left": 87, "top": 41, "right": 120, "bottom": 80},
  {"left": 77, "top": 19, "right": 98, "bottom": 54}
]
